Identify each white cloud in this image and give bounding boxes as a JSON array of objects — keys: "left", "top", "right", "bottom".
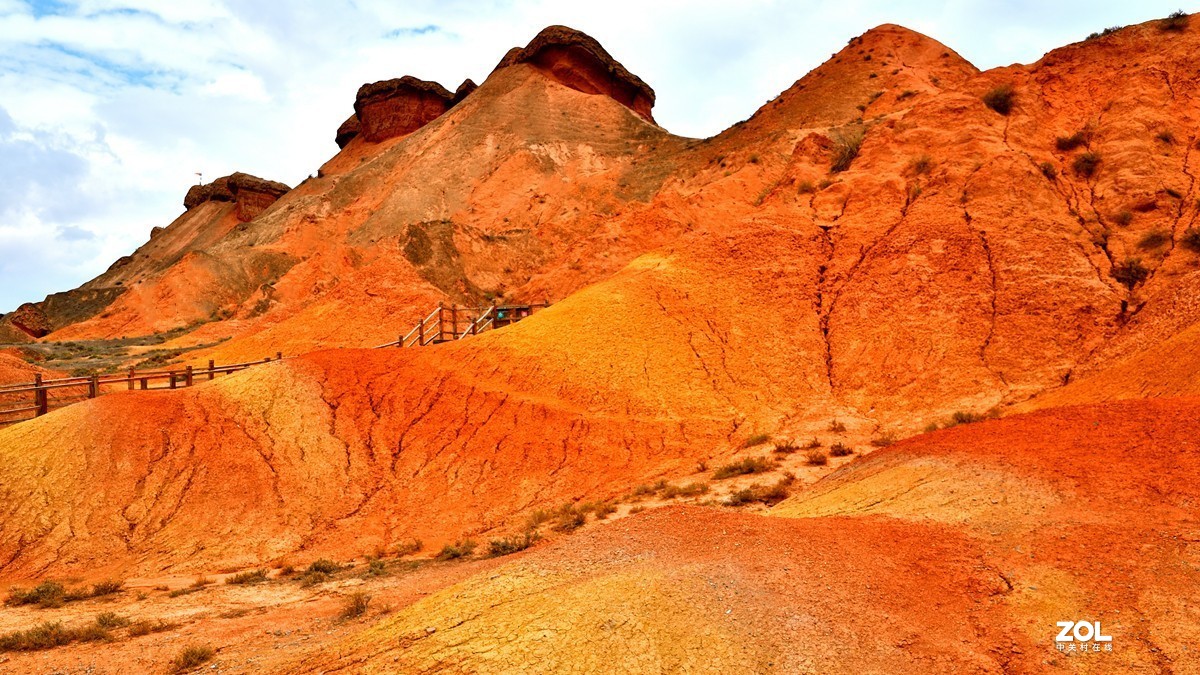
[{"left": 0, "top": 0, "right": 1189, "bottom": 313}]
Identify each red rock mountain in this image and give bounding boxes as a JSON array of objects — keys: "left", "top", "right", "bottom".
[{"left": 1, "top": 15, "right": 1200, "bottom": 672}]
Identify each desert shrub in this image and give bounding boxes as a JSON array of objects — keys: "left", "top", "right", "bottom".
[
  {"left": 299, "top": 571, "right": 331, "bottom": 587},
  {"left": 128, "top": 619, "right": 179, "bottom": 637},
  {"left": 90, "top": 580, "right": 123, "bottom": 597},
  {"left": 366, "top": 559, "right": 387, "bottom": 577},
  {"left": 660, "top": 482, "right": 709, "bottom": 499},
  {"left": 805, "top": 450, "right": 829, "bottom": 466},
  {"left": 772, "top": 440, "right": 799, "bottom": 454},
  {"left": 982, "top": 84, "right": 1015, "bottom": 115},
  {"left": 909, "top": 155, "right": 933, "bottom": 175},
  {"left": 1086, "top": 26, "right": 1123, "bottom": 40},
  {"left": 804, "top": 437, "right": 823, "bottom": 449},
  {"left": 713, "top": 457, "right": 775, "bottom": 480},
  {"left": 947, "top": 411, "right": 986, "bottom": 427},
  {"left": 748, "top": 154, "right": 760, "bottom": 164},
  {"left": 724, "top": 488, "right": 756, "bottom": 507},
  {"left": 1157, "top": 129, "right": 1176, "bottom": 144},
  {"left": 1112, "top": 210, "right": 1133, "bottom": 227},
  {"left": 94, "top": 612, "right": 130, "bottom": 629},
  {"left": 923, "top": 422, "right": 940, "bottom": 433},
  {"left": 829, "top": 419, "right": 847, "bottom": 433},
  {"left": 339, "top": 592, "right": 372, "bottom": 619},
  {"left": 869, "top": 434, "right": 895, "bottom": 448},
  {"left": 552, "top": 508, "right": 587, "bottom": 533},
  {"left": 167, "top": 587, "right": 200, "bottom": 599},
  {"left": 830, "top": 126, "right": 866, "bottom": 173},
  {"left": 1160, "top": 10, "right": 1189, "bottom": 31},
  {"left": 896, "top": 89, "right": 918, "bottom": 101},
  {"left": 306, "top": 559, "right": 341, "bottom": 575},
  {"left": 0, "top": 616, "right": 122, "bottom": 652},
  {"left": 724, "top": 479, "right": 791, "bottom": 507},
  {"left": 1181, "top": 227, "right": 1200, "bottom": 252},
  {"left": 525, "top": 508, "right": 553, "bottom": 528},
  {"left": 631, "top": 484, "right": 657, "bottom": 497},
  {"left": 0, "top": 622, "right": 74, "bottom": 652},
  {"left": 1111, "top": 258, "right": 1151, "bottom": 289},
  {"left": 593, "top": 502, "right": 618, "bottom": 519},
  {"left": 1166, "top": 187, "right": 1183, "bottom": 199},
  {"left": 436, "top": 539, "right": 477, "bottom": 561},
  {"left": 394, "top": 539, "right": 423, "bottom": 557},
  {"left": 830, "top": 443, "right": 854, "bottom": 457},
  {"left": 488, "top": 531, "right": 541, "bottom": 557},
  {"left": 6, "top": 581, "right": 67, "bottom": 608},
  {"left": 1139, "top": 229, "right": 1171, "bottom": 250},
  {"left": 741, "top": 433, "right": 771, "bottom": 448},
  {"left": 1073, "top": 152, "right": 1101, "bottom": 178},
  {"left": 72, "top": 623, "right": 112, "bottom": 643},
  {"left": 225, "top": 569, "right": 268, "bottom": 585},
  {"left": 170, "top": 645, "right": 215, "bottom": 673},
  {"left": 797, "top": 180, "right": 816, "bottom": 194},
  {"left": 1055, "top": 131, "right": 1090, "bottom": 151}
]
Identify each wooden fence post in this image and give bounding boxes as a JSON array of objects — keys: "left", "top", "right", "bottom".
[
  {"left": 140, "top": 378, "right": 148, "bottom": 390},
  {"left": 127, "top": 367, "right": 135, "bottom": 391},
  {"left": 208, "top": 359, "right": 216, "bottom": 380},
  {"left": 276, "top": 351, "right": 283, "bottom": 361},
  {"left": 34, "top": 374, "right": 47, "bottom": 416},
  {"left": 88, "top": 374, "right": 99, "bottom": 399},
  {"left": 398, "top": 335, "right": 403, "bottom": 348},
  {"left": 185, "top": 366, "right": 194, "bottom": 387},
  {"left": 418, "top": 319, "right": 425, "bottom": 346},
  {"left": 451, "top": 304, "right": 458, "bottom": 339},
  {"left": 169, "top": 371, "right": 177, "bottom": 389}
]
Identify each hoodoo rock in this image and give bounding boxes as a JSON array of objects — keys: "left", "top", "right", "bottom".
[
  {"left": 495, "top": 25, "right": 656, "bottom": 121},
  {"left": 353, "top": 76, "right": 456, "bottom": 142},
  {"left": 183, "top": 172, "right": 291, "bottom": 222},
  {"left": 335, "top": 113, "right": 361, "bottom": 148}
]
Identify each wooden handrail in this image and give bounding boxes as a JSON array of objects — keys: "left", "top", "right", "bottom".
[
  {"left": 386, "top": 301, "right": 548, "bottom": 350},
  {"left": 460, "top": 306, "right": 495, "bottom": 339},
  {"left": 0, "top": 353, "right": 285, "bottom": 426}
]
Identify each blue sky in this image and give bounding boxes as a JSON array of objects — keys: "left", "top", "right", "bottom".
[{"left": 0, "top": 0, "right": 1191, "bottom": 314}]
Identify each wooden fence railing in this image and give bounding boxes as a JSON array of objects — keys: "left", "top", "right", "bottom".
[
  {"left": 0, "top": 300, "right": 549, "bottom": 427},
  {"left": 0, "top": 353, "right": 283, "bottom": 426},
  {"left": 376, "top": 302, "right": 549, "bottom": 349}
]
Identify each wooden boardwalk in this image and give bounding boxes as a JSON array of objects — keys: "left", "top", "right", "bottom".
[
  {"left": 377, "top": 302, "right": 548, "bottom": 348},
  {"left": 0, "top": 301, "right": 547, "bottom": 427},
  {"left": 0, "top": 354, "right": 283, "bottom": 426}
]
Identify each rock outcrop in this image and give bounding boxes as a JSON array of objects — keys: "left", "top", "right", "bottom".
[
  {"left": 353, "top": 76, "right": 456, "bottom": 143},
  {"left": 495, "top": 25, "right": 656, "bottom": 121},
  {"left": 452, "top": 78, "right": 478, "bottom": 105},
  {"left": 183, "top": 172, "right": 291, "bottom": 222},
  {"left": 335, "top": 113, "right": 360, "bottom": 148},
  {"left": 0, "top": 303, "right": 50, "bottom": 338}
]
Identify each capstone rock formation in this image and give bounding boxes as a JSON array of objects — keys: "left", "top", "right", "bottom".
[
  {"left": 183, "top": 172, "right": 291, "bottom": 222},
  {"left": 353, "top": 76, "right": 456, "bottom": 142},
  {"left": 495, "top": 24, "right": 656, "bottom": 121}
]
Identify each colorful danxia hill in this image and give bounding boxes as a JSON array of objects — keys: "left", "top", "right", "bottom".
[{"left": 1, "top": 16, "right": 1199, "bottom": 673}]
